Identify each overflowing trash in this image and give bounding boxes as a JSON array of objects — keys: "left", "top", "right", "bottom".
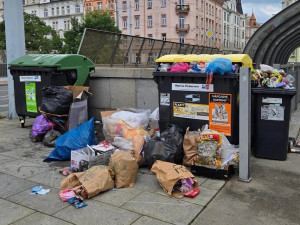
[{"left": 251, "top": 64, "right": 295, "bottom": 89}]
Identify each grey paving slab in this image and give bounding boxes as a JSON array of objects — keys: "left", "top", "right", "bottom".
[
  {"left": 194, "top": 176, "right": 208, "bottom": 186},
  {"left": 0, "top": 159, "right": 49, "bottom": 178},
  {"left": 53, "top": 200, "right": 141, "bottom": 225},
  {"left": 10, "top": 212, "right": 73, "bottom": 225},
  {"left": 200, "top": 179, "right": 226, "bottom": 190},
  {"left": 132, "top": 216, "right": 173, "bottom": 225},
  {"left": 93, "top": 187, "right": 143, "bottom": 207},
  {"left": 26, "top": 168, "right": 64, "bottom": 189},
  {"left": 7, "top": 187, "right": 68, "bottom": 215},
  {"left": 0, "top": 153, "right": 18, "bottom": 164},
  {"left": 0, "top": 198, "right": 35, "bottom": 225},
  {"left": 0, "top": 173, "right": 38, "bottom": 198},
  {"left": 134, "top": 172, "right": 162, "bottom": 193},
  {"left": 122, "top": 191, "right": 202, "bottom": 225},
  {"left": 180, "top": 186, "right": 219, "bottom": 207}
]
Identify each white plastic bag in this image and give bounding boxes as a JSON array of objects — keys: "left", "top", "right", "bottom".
[
  {"left": 260, "top": 64, "right": 275, "bottom": 74},
  {"left": 111, "top": 111, "right": 150, "bottom": 128},
  {"left": 112, "top": 137, "right": 134, "bottom": 150}
]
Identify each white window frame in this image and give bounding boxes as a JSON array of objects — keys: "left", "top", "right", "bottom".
[
  {"left": 44, "top": 8, "right": 48, "bottom": 17},
  {"left": 161, "top": 14, "right": 166, "bottom": 26},
  {"left": 98, "top": 2, "right": 103, "bottom": 10},
  {"left": 123, "top": 17, "right": 128, "bottom": 29},
  {"left": 56, "top": 7, "right": 59, "bottom": 15},
  {"left": 148, "top": 16, "right": 152, "bottom": 27},
  {"left": 51, "top": 8, "right": 55, "bottom": 16},
  {"left": 162, "top": 33, "right": 166, "bottom": 41},
  {"left": 135, "top": 0, "right": 139, "bottom": 10},
  {"left": 148, "top": 0, "right": 152, "bottom": 9},
  {"left": 179, "top": 34, "right": 185, "bottom": 44},
  {"left": 67, "top": 6, "right": 70, "bottom": 14},
  {"left": 162, "top": 0, "right": 166, "bottom": 7},
  {"left": 75, "top": 5, "right": 80, "bottom": 13},
  {"left": 62, "top": 6, "right": 65, "bottom": 15},
  {"left": 135, "top": 16, "right": 140, "bottom": 28},
  {"left": 123, "top": 1, "right": 127, "bottom": 11}
]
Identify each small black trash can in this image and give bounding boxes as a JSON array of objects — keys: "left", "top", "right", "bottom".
[{"left": 252, "top": 88, "right": 296, "bottom": 160}]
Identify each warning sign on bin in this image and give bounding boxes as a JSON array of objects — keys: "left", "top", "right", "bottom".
[
  {"left": 209, "top": 93, "right": 231, "bottom": 136},
  {"left": 173, "top": 102, "right": 209, "bottom": 120}
]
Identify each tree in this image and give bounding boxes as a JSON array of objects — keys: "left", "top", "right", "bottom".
[
  {"left": 0, "top": 12, "right": 62, "bottom": 53},
  {"left": 62, "top": 10, "right": 121, "bottom": 54}
]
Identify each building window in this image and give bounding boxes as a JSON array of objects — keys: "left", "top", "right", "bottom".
[
  {"left": 56, "top": 7, "right": 59, "bottom": 15},
  {"left": 52, "top": 21, "right": 58, "bottom": 30},
  {"left": 196, "top": 16, "right": 198, "bottom": 28},
  {"left": 148, "top": 0, "right": 152, "bottom": 9},
  {"left": 31, "top": 10, "right": 36, "bottom": 15},
  {"left": 32, "top": 0, "right": 35, "bottom": 3},
  {"left": 51, "top": 8, "right": 55, "bottom": 15},
  {"left": 67, "top": 6, "right": 70, "bottom": 14},
  {"left": 123, "top": 1, "right": 127, "bottom": 11},
  {"left": 196, "top": 0, "right": 199, "bottom": 9},
  {"left": 86, "top": 3, "right": 92, "bottom": 12},
  {"left": 98, "top": 2, "right": 103, "bottom": 10},
  {"left": 148, "top": 34, "right": 153, "bottom": 45},
  {"left": 62, "top": 6, "right": 65, "bottom": 15},
  {"left": 123, "top": 17, "right": 127, "bottom": 29},
  {"left": 135, "top": 0, "right": 139, "bottom": 10},
  {"left": 44, "top": 8, "right": 48, "bottom": 17},
  {"left": 224, "top": 12, "right": 226, "bottom": 21},
  {"left": 75, "top": 5, "right": 80, "bottom": 13},
  {"left": 162, "top": 33, "right": 166, "bottom": 41},
  {"left": 148, "top": 16, "right": 152, "bottom": 27},
  {"left": 64, "top": 20, "right": 71, "bottom": 30},
  {"left": 242, "top": 31, "right": 245, "bottom": 39},
  {"left": 161, "top": 14, "right": 166, "bottom": 26},
  {"left": 162, "top": 0, "right": 166, "bottom": 7},
  {"left": 179, "top": 33, "right": 185, "bottom": 44},
  {"left": 135, "top": 16, "right": 140, "bottom": 28},
  {"left": 179, "top": 15, "right": 184, "bottom": 28}
]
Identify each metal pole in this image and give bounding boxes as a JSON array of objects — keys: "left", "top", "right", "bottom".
[
  {"left": 116, "top": 0, "right": 119, "bottom": 29},
  {"left": 4, "top": 0, "right": 26, "bottom": 119},
  {"left": 239, "top": 67, "right": 252, "bottom": 182}
]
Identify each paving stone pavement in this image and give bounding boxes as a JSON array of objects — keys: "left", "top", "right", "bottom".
[{"left": 0, "top": 118, "right": 229, "bottom": 225}]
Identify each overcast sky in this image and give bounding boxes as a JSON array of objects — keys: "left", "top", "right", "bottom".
[{"left": 242, "top": 0, "right": 282, "bottom": 24}]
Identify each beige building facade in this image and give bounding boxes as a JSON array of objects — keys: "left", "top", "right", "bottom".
[{"left": 118, "top": 0, "right": 224, "bottom": 50}]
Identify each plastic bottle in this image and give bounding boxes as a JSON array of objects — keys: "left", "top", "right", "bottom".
[{"left": 155, "top": 128, "right": 160, "bottom": 137}]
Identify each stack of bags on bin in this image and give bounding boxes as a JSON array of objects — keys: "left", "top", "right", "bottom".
[
  {"left": 157, "top": 58, "right": 236, "bottom": 75},
  {"left": 30, "top": 86, "right": 91, "bottom": 147},
  {"left": 251, "top": 64, "right": 295, "bottom": 89}
]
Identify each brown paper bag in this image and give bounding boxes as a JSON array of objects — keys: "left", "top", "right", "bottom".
[
  {"left": 61, "top": 166, "right": 114, "bottom": 199},
  {"left": 151, "top": 160, "right": 198, "bottom": 198},
  {"left": 183, "top": 127, "right": 200, "bottom": 166},
  {"left": 108, "top": 150, "right": 138, "bottom": 188},
  {"left": 132, "top": 135, "right": 145, "bottom": 166}
]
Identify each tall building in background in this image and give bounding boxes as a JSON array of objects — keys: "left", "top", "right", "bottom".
[
  {"left": 0, "top": 0, "right": 84, "bottom": 37},
  {"left": 222, "top": 0, "right": 246, "bottom": 54},
  {"left": 245, "top": 11, "right": 259, "bottom": 46},
  {"left": 83, "top": 0, "right": 116, "bottom": 16},
  {"left": 282, "top": 0, "right": 299, "bottom": 62},
  {"left": 117, "top": 0, "right": 224, "bottom": 50}
]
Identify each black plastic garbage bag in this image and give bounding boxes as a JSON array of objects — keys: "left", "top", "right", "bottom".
[
  {"left": 29, "top": 129, "right": 44, "bottom": 142},
  {"left": 42, "top": 130, "right": 62, "bottom": 147},
  {"left": 40, "top": 86, "right": 73, "bottom": 115},
  {"left": 144, "top": 124, "right": 184, "bottom": 168}
]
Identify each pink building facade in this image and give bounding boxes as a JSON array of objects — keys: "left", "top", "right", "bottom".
[{"left": 118, "top": 0, "right": 224, "bottom": 50}]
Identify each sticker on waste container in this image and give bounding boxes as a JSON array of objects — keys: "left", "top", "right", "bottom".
[
  {"left": 160, "top": 93, "right": 170, "bottom": 106},
  {"left": 172, "top": 83, "right": 214, "bottom": 92},
  {"left": 261, "top": 105, "right": 284, "bottom": 121},
  {"left": 25, "top": 82, "right": 38, "bottom": 113},
  {"left": 262, "top": 97, "right": 282, "bottom": 104},
  {"left": 185, "top": 94, "right": 200, "bottom": 103},
  {"left": 173, "top": 102, "right": 209, "bottom": 120},
  {"left": 209, "top": 93, "right": 232, "bottom": 136},
  {"left": 20, "top": 76, "right": 41, "bottom": 82}
]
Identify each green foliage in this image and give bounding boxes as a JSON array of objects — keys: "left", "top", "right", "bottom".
[
  {"left": 0, "top": 12, "right": 62, "bottom": 53},
  {"left": 62, "top": 10, "right": 120, "bottom": 54}
]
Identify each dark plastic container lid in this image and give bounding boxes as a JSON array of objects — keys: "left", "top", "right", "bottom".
[{"left": 252, "top": 88, "right": 296, "bottom": 96}]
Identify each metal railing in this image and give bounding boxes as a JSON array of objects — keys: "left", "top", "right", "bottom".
[
  {"left": 78, "top": 28, "right": 220, "bottom": 68},
  {"left": 0, "top": 63, "right": 7, "bottom": 77}
]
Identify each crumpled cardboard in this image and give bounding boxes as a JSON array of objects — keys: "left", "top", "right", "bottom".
[
  {"left": 183, "top": 127, "right": 200, "bottom": 166},
  {"left": 61, "top": 165, "right": 114, "bottom": 199},
  {"left": 151, "top": 160, "right": 198, "bottom": 198},
  {"left": 108, "top": 150, "right": 138, "bottom": 188},
  {"left": 132, "top": 135, "right": 145, "bottom": 166}
]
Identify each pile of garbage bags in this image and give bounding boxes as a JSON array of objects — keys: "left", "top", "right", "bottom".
[
  {"left": 157, "top": 58, "right": 236, "bottom": 75},
  {"left": 251, "top": 64, "right": 295, "bottom": 89}
]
